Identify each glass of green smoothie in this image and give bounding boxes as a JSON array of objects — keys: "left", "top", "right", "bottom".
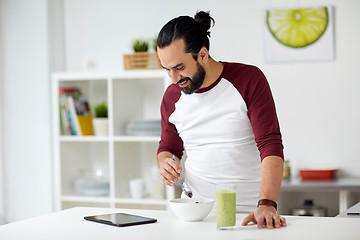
[{"left": 216, "top": 184, "right": 236, "bottom": 230}]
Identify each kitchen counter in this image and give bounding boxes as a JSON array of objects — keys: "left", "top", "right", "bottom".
[
  {"left": 280, "top": 177, "right": 360, "bottom": 213},
  {"left": 0, "top": 207, "right": 359, "bottom": 240},
  {"left": 281, "top": 177, "right": 360, "bottom": 190}
]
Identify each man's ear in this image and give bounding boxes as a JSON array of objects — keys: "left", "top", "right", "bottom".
[{"left": 198, "top": 47, "right": 209, "bottom": 64}]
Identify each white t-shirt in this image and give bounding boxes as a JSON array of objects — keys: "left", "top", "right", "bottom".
[{"left": 158, "top": 62, "right": 283, "bottom": 212}]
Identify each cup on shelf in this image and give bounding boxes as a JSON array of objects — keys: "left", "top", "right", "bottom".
[
  {"left": 150, "top": 179, "right": 165, "bottom": 199},
  {"left": 129, "top": 178, "right": 145, "bottom": 199},
  {"left": 93, "top": 118, "right": 109, "bottom": 136}
]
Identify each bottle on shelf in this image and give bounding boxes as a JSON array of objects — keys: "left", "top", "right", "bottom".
[{"left": 283, "top": 159, "right": 291, "bottom": 179}]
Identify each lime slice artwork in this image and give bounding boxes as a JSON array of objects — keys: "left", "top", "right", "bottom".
[{"left": 266, "top": 7, "right": 329, "bottom": 48}]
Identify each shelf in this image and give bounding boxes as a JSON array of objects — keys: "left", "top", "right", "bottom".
[
  {"left": 58, "top": 135, "right": 160, "bottom": 142},
  {"left": 113, "top": 136, "right": 160, "bottom": 142},
  {"left": 52, "top": 69, "right": 168, "bottom": 81},
  {"left": 52, "top": 70, "right": 172, "bottom": 211},
  {"left": 114, "top": 198, "right": 168, "bottom": 206},
  {"left": 59, "top": 136, "right": 109, "bottom": 142},
  {"left": 61, "top": 196, "right": 167, "bottom": 206},
  {"left": 61, "top": 196, "right": 111, "bottom": 203},
  {"left": 281, "top": 177, "right": 360, "bottom": 191}
]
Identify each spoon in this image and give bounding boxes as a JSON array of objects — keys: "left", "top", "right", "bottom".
[{"left": 172, "top": 155, "right": 193, "bottom": 198}]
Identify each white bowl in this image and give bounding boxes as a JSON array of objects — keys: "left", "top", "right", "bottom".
[{"left": 169, "top": 198, "right": 215, "bottom": 222}]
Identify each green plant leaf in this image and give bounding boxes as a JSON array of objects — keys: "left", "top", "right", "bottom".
[{"left": 94, "top": 102, "right": 108, "bottom": 118}]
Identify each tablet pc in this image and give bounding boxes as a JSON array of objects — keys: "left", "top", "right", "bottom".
[{"left": 84, "top": 213, "right": 157, "bottom": 227}]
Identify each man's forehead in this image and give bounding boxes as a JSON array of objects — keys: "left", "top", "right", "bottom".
[
  {"left": 157, "top": 39, "right": 196, "bottom": 69},
  {"left": 158, "top": 43, "right": 185, "bottom": 67}
]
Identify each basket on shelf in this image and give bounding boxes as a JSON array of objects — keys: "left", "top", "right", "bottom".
[{"left": 123, "top": 52, "right": 162, "bottom": 70}]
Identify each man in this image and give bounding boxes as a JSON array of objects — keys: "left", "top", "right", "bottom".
[{"left": 156, "top": 11, "right": 286, "bottom": 229}]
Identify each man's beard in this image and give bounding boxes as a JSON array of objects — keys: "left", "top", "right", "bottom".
[{"left": 180, "top": 63, "right": 206, "bottom": 95}]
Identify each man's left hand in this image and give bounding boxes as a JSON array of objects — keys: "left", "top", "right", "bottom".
[{"left": 242, "top": 205, "right": 287, "bottom": 229}]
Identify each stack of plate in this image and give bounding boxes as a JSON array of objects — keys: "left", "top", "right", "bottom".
[
  {"left": 75, "top": 177, "right": 110, "bottom": 196},
  {"left": 126, "top": 119, "right": 161, "bottom": 136}
]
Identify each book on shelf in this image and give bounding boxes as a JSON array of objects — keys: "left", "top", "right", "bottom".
[
  {"left": 77, "top": 115, "right": 94, "bottom": 135},
  {"left": 67, "top": 95, "right": 82, "bottom": 135},
  {"left": 59, "top": 88, "right": 94, "bottom": 136}
]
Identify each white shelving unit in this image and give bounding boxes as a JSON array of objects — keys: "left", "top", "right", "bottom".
[{"left": 52, "top": 70, "right": 175, "bottom": 211}]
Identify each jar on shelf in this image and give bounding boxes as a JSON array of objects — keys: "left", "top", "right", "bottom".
[{"left": 283, "top": 159, "right": 291, "bottom": 179}]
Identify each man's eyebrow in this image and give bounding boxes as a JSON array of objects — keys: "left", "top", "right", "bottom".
[{"left": 162, "top": 63, "right": 183, "bottom": 70}]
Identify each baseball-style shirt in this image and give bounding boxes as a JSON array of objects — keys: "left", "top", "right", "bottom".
[{"left": 158, "top": 62, "right": 283, "bottom": 212}]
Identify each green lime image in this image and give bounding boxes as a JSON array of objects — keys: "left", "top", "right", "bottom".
[{"left": 266, "top": 7, "right": 329, "bottom": 48}]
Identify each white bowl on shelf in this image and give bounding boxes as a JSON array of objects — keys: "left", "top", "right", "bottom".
[
  {"left": 75, "top": 177, "right": 110, "bottom": 197},
  {"left": 169, "top": 198, "right": 215, "bottom": 222}
]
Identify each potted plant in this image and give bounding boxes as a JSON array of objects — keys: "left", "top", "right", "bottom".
[
  {"left": 132, "top": 39, "right": 149, "bottom": 52},
  {"left": 93, "top": 102, "right": 108, "bottom": 136},
  {"left": 123, "top": 38, "right": 161, "bottom": 70}
]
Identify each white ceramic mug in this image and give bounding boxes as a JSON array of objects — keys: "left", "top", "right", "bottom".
[{"left": 129, "top": 178, "right": 145, "bottom": 199}]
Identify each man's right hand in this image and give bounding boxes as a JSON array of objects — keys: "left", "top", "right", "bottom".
[{"left": 157, "top": 154, "right": 182, "bottom": 186}]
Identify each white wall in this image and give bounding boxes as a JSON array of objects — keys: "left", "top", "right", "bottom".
[
  {"left": 0, "top": 0, "right": 4, "bottom": 225},
  {"left": 1, "top": 0, "right": 359, "bottom": 223},
  {"left": 64, "top": 0, "right": 360, "bottom": 177},
  {"left": 1, "top": 0, "right": 53, "bottom": 222}
]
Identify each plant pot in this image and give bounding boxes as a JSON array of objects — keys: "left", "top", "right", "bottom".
[
  {"left": 93, "top": 118, "right": 108, "bottom": 136},
  {"left": 123, "top": 52, "right": 161, "bottom": 70}
]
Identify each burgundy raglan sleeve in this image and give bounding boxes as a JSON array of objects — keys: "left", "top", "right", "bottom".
[
  {"left": 243, "top": 66, "right": 284, "bottom": 161},
  {"left": 157, "top": 85, "right": 184, "bottom": 159}
]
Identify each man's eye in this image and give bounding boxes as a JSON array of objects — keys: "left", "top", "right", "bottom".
[{"left": 176, "top": 66, "right": 184, "bottom": 71}]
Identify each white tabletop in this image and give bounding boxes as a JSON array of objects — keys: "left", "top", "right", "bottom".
[{"left": 0, "top": 207, "right": 359, "bottom": 240}]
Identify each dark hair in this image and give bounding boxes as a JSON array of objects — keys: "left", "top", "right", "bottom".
[{"left": 157, "top": 11, "right": 215, "bottom": 60}]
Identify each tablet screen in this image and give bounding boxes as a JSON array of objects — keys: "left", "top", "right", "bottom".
[{"left": 84, "top": 213, "right": 157, "bottom": 227}]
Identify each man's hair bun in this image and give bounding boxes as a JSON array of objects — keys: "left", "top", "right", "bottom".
[{"left": 194, "top": 11, "right": 215, "bottom": 37}]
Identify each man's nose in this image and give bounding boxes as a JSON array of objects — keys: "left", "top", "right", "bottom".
[{"left": 169, "top": 70, "right": 182, "bottom": 83}]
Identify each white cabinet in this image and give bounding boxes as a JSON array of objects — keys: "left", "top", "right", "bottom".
[
  {"left": 279, "top": 177, "right": 360, "bottom": 217},
  {"left": 52, "top": 70, "right": 174, "bottom": 211}
]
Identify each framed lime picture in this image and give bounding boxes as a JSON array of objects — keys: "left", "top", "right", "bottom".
[{"left": 263, "top": 6, "right": 334, "bottom": 62}]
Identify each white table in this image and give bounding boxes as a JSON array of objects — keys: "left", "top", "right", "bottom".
[{"left": 0, "top": 207, "right": 359, "bottom": 240}]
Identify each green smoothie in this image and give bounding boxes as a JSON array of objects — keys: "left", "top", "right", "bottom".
[{"left": 216, "top": 190, "right": 236, "bottom": 229}]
